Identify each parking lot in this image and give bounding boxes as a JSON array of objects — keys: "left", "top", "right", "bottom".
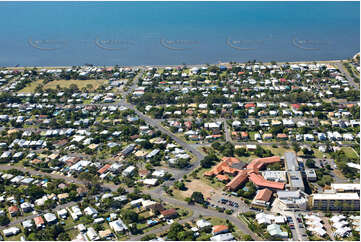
[{"left": 206, "top": 192, "right": 251, "bottom": 214}]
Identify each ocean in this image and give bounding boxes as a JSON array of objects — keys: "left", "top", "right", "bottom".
[{"left": 0, "top": 1, "right": 359, "bottom": 66}]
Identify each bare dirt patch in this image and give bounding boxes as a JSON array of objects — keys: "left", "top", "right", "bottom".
[{"left": 181, "top": 179, "right": 218, "bottom": 199}]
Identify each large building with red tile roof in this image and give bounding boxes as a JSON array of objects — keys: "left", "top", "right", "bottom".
[{"left": 205, "top": 156, "right": 285, "bottom": 192}]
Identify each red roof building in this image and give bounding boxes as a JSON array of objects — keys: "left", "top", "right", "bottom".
[
  {"left": 291, "top": 104, "right": 301, "bottom": 110},
  {"left": 245, "top": 103, "right": 256, "bottom": 109},
  {"left": 212, "top": 225, "right": 229, "bottom": 235},
  {"left": 206, "top": 155, "right": 285, "bottom": 192},
  {"left": 254, "top": 188, "right": 273, "bottom": 202},
  {"left": 97, "top": 164, "right": 111, "bottom": 174},
  {"left": 160, "top": 209, "right": 178, "bottom": 219}
]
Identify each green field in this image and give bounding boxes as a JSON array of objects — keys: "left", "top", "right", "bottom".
[
  {"left": 19, "top": 79, "right": 107, "bottom": 93},
  {"left": 341, "top": 147, "right": 359, "bottom": 159}
]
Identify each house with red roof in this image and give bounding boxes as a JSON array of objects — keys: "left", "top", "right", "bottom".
[
  {"left": 277, "top": 133, "right": 288, "bottom": 140},
  {"left": 160, "top": 209, "right": 178, "bottom": 219},
  {"left": 245, "top": 103, "right": 256, "bottom": 109},
  {"left": 291, "top": 104, "right": 301, "bottom": 110},
  {"left": 97, "top": 164, "right": 111, "bottom": 174},
  {"left": 8, "top": 206, "right": 19, "bottom": 217},
  {"left": 212, "top": 225, "right": 229, "bottom": 235},
  {"left": 34, "top": 216, "right": 45, "bottom": 228}
]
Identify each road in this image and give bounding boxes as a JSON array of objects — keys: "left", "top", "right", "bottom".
[
  {"left": 117, "top": 99, "right": 205, "bottom": 163},
  {"left": 129, "top": 217, "right": 194, "bottom": 240},
  {"left": 335, "top": 62, "right": 359, "bottom": 89},
  {"left": 0, "top": 164, "right": 86, "bottom": 186},
  {"left": 145, "top": 190, "right": 263, "bottom": 241},
  {"left": 0, "top": 201, "right": 77, "bottom": 230},
  {"left": 0, "top": 164, "right": 120, "bottom": 192},
  {"left": 223, "top": 119, "right": 233, "bottom": 144}
]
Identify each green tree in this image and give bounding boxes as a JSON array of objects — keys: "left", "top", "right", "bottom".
[
  {"left": 191, "top": 191, "right": 205, "bottom": 204},
  {"left": 167, "top": 223, "right": 184, "bottom": 240},
  {"left": 0, "top": 215, "right": 10, "bottom": 226}
]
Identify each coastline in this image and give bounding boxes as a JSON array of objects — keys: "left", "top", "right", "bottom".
[{"left": 0, "top": 57, "right": 353, "bottom": 70}]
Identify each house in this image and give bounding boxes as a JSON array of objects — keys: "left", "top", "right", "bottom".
[
  {"left": 34, "top": 216, "right": 45, "bottom": 228},
  {"left": 2, "top": 227, "right": 20, "bottom": 237},
  {"left": 109, "top": 219, "right": 128, "bottom": 232},
  {"left": 69, "top": 205, "right": 83, "bottom": 220},
  {"left": 44, "top": 213, "right": 57, "bottom": 224},
  {"left": 212, "top": 225, "right": 229, "bottom": 235},
  {"left": 94, "top": 218, "right": 105, "bottom": 224},
  {"left": 196, "top": 219, "right": 212, "bottom": 229},
  {"left": 277, "top": 133, "right": 288, "bottom": 140},
  {"left": 99, "top": 229, "right": 113, "bottom": 239},
  {"left": 84, "top": 207, "right": 98, "bottom": 218},
  {"left": 210, "top": 233, "right": 234, "bottom": 241},
  {"left": 57, "top": 209, "right": 68, "bottom": 219},
  {"left": 22, "top": 219, "right": 33, "bottom": 230},
  {"left": 87, "top": 227, "right": 100, "bottom": 241},
  {"left": 263, "top": 133, "right": 273, "bottom": 140},
  {"left": 8, "top": 205, "right": 19, "bottom": 217},
  {"left": 77, "top": 224, "right": 87, "bottom": 232},
  {"left": 58, "top": 193, "right": 69, "bottom": 201},
  {"left": 122, "top": 165, "right": 136, "bottom": 177},
  {"left": 142, "top": 200, "right": 164, "bottom": 214},
  {"left": 160, "top": 208, "right": 178, "bottom": 219},
  {"left": 20, "top": 202, "right": 33, "bottom": 213}
]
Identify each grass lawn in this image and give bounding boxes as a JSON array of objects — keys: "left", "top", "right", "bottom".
[
  {"left": 266, "top": 146, "right": 293, "bottom": 156},
  {"left": 204, "top": 216, "right": 245, "bottom": 240},
  {"left": 341, "top": 147, "right": 359, "bottom": 159},
  {"left": 194, "top": 168, "right": 226, "bottom": 190},
  {"left": 19, "top": 79, "right": 107, "bottom": 93},
  {"left": 4, "top": 233, "right": 24, "bottom": 241},
  {"left": 67, "top": 228, "right": 80, "bottom": 240}
]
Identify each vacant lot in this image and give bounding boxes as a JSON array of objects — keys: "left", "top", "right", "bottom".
[
  {"left": 176, "top": 179, "right": 217, "bottom": 200},
  {"left": 19, "top": 79, "right": 107, "bottom": 93}
]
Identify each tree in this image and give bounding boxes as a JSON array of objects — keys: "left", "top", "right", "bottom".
[
  {"left": 306, "top": 159, "right": 316, "bottom": 168},
  {"left": 141, "top": 234, "right": 156, "bottom": 241},
  {"left": 200, "top": 154, "right": 217, "bottom": 168},
  {"left": 191, "top": 191, "right": 205, "bottom": 204},
  {"left": 292, "top": 142, "right": 300, "bottom": 154},
  {"left": 174, "top": 181, "right": 186, "bottom": 190},
  {"left": 0, "top": 215, "right": 10, "bottom": 226},
  {"left": 27, "top": 232, "right": 39, "bottom": 241},
  {"left": 57, "top": 232, "right": 70, "bottom": 241},
  {"left": 167, "top": 223, "right": 184, "bottom": 240},
  {"left": 242, "top": 234, "right": 254, "bottom": 241},
  {"left": 177, "top": 230, "right": 195, "bottom": 241},
  {"left": 121, "top": 210, "right": 139, "bottom": 223},
  {"left": 302, "top": 148, "right": 314, "bottom": 157},
  {"left": 184, "top": 197, "right": 193, "bottom": 204}
]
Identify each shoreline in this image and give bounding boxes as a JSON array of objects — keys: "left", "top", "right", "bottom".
[{"left": 0, "top": 57, "right": 353, "bottom": 70}]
